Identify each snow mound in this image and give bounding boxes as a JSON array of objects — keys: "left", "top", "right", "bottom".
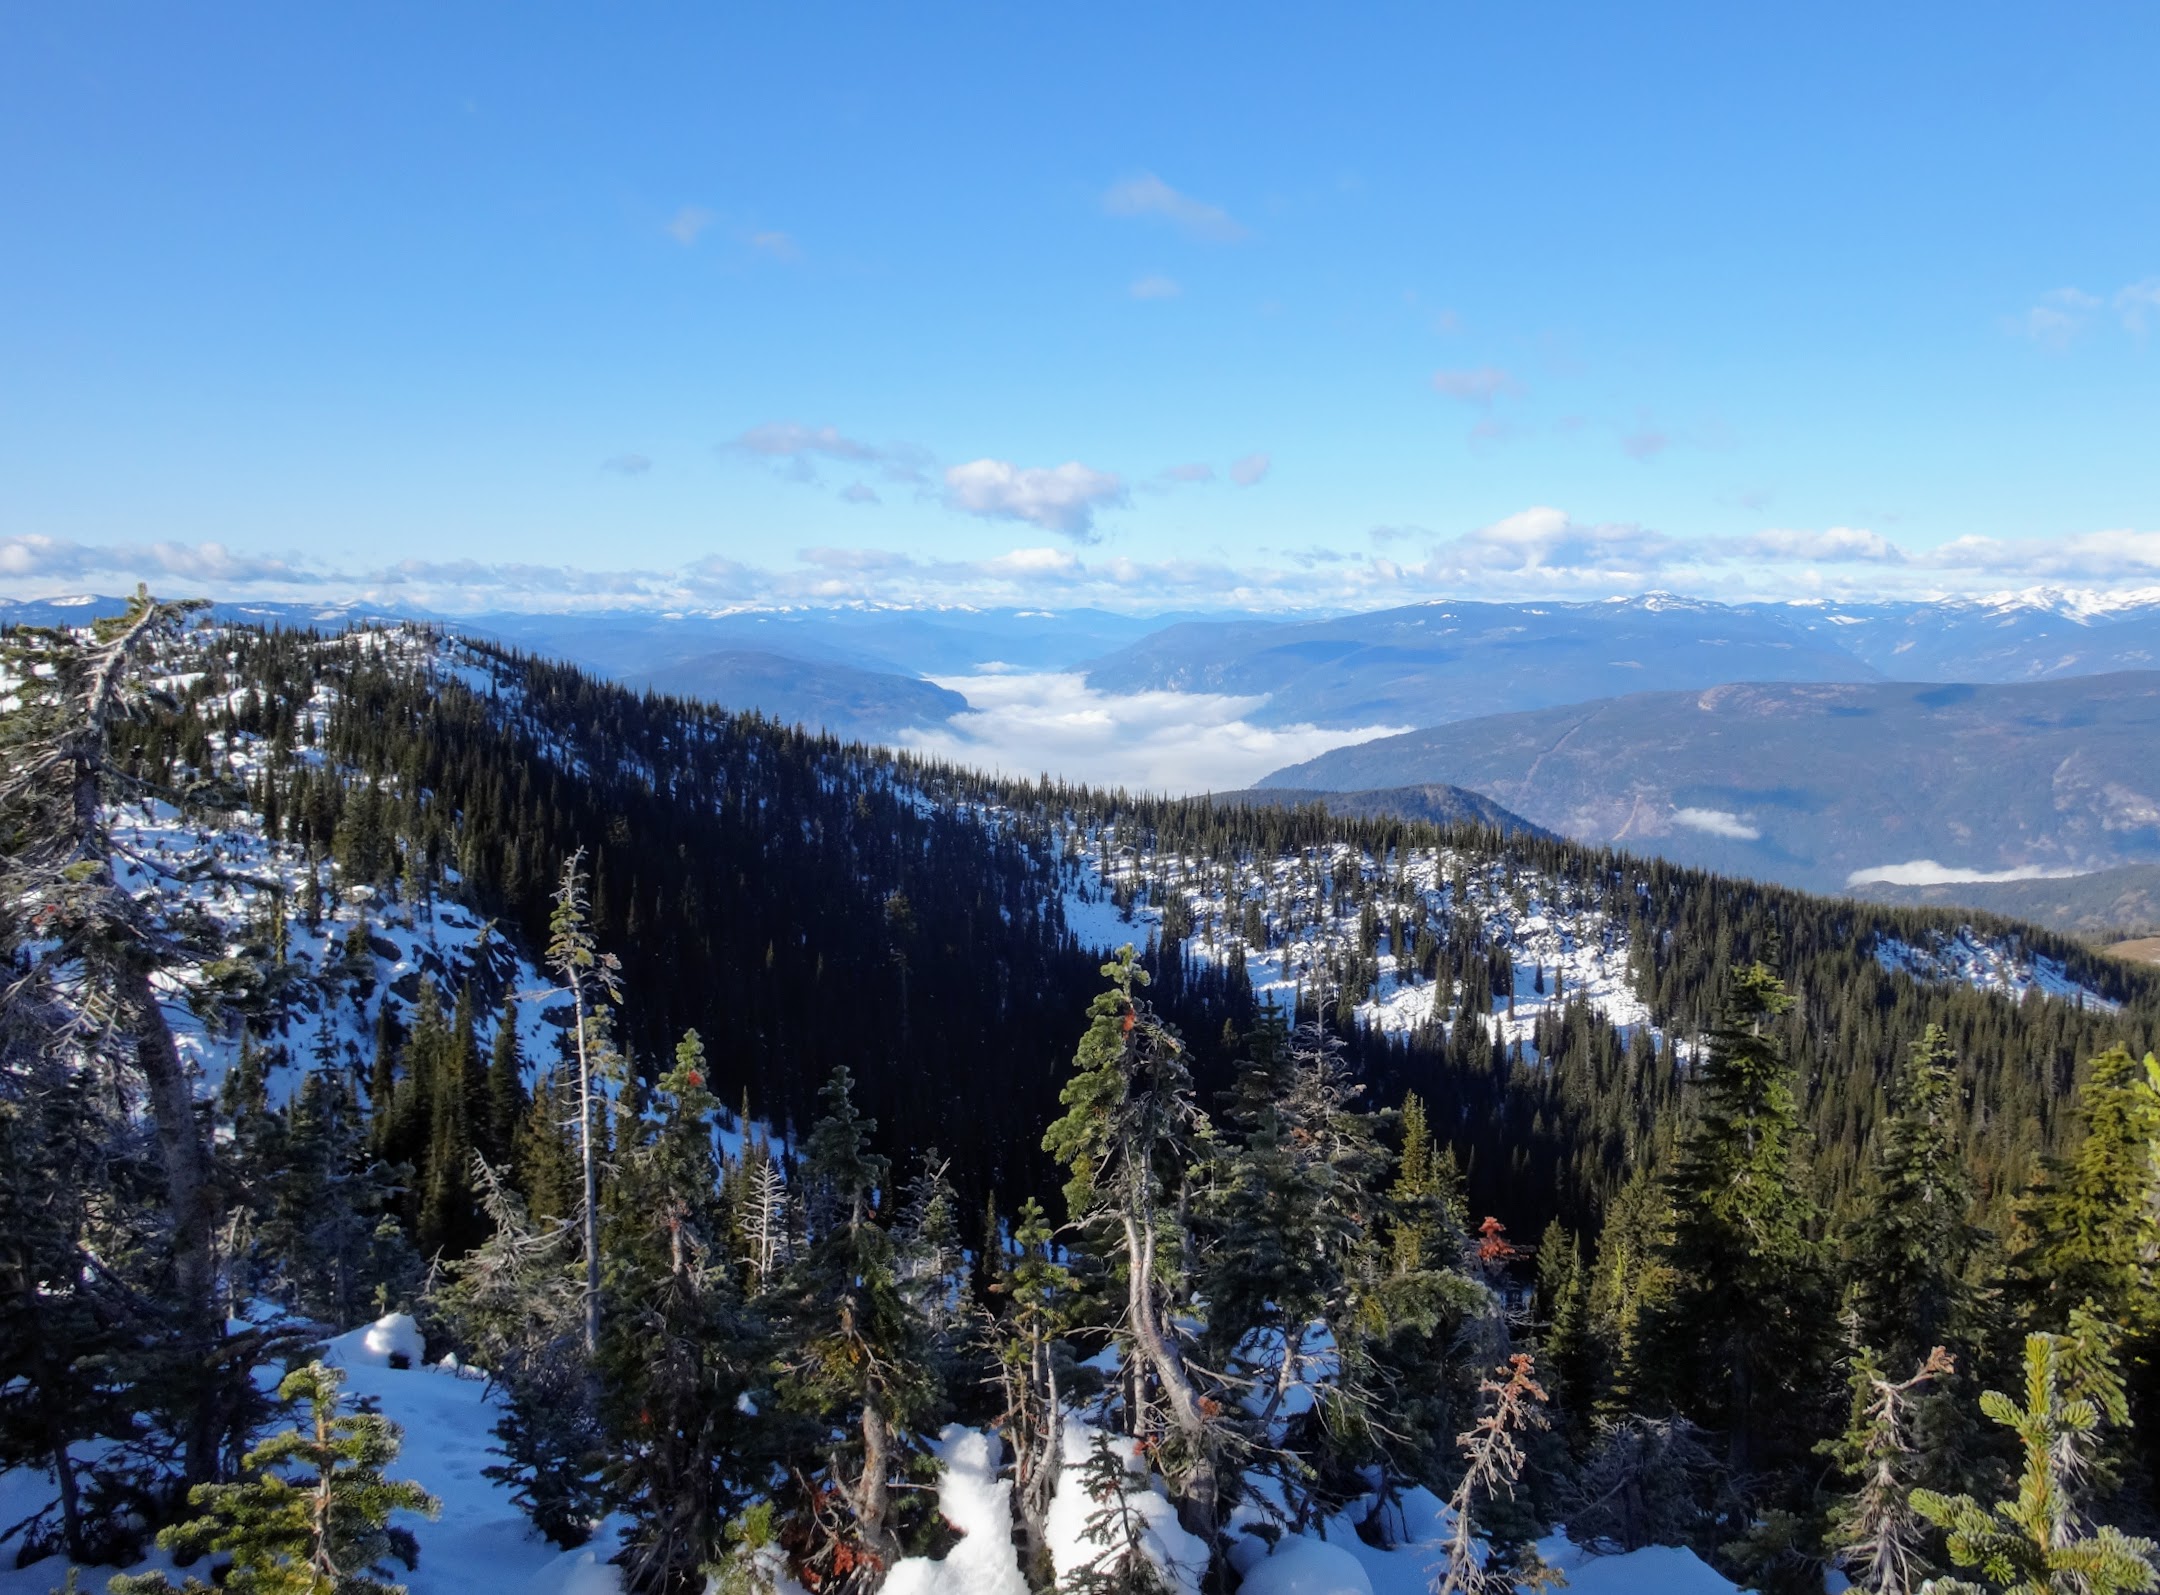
[
  {"left": 1238, "top": 1538, "right": 1374, "bottom": 1595},
  {"left": 883, "top": 1426, "right": 1031, "bottom": 1595},
  {"left": 1046, "top": 1421, "right": 1210, "bottom": 1595},
  {"left": 322, "top": 1310, "right": 426, "bottom": 1369},
  {"left": 1536, "top": 1541, "right": 1735, "bottom": 1594}
]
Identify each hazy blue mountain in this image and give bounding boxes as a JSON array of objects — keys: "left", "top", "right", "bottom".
[
  {"left": 1261, "top": 672, "right": 2160, "bottom": 896},
  {"left": 1201, "top": 783, "right": 1550, "bottom": 838},
  {"left": 1850, "top": 862, "right": 2160, "bottom": 937},
  {"left": 1082, "top": 595, "right": 1881, "bottom": 729},
  {"left": 629, "top": 649, "right": 969, "bottom": 741},
  {"left": 1081, "top": 590, "right": 2160, "bottom": 730}
]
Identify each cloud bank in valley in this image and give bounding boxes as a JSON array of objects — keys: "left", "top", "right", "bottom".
[{"left": 899, "top": 673, "right": 1408, "bottom": 795}]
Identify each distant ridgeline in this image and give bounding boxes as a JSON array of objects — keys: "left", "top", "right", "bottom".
[{"left": 101, "top": 620, "right": 2159, "bottom": 1239}]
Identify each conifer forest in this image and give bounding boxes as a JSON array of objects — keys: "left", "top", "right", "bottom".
[{"left": 4, "top": 595, "right": 2158, "bottom": 1595}]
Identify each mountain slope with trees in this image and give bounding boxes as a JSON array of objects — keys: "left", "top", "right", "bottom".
[{"left": 4, "top": 599, "right": 2157, "bottom": 1594}]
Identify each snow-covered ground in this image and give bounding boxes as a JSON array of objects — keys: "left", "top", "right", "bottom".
[
  {"left": 1055, "top": 827, "right": 1684, "bottom": 1065},
  {"left": 1874, "top": 927, "right": 2121, "bottom": 1012},
  {"left": 2, "top": 1316, "right": 1740, "bottom": 1595},
  {"left": 0, "top": 1314, "right": 624, "bottom": 1595}
]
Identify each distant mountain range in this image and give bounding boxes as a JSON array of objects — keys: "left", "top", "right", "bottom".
[
  {"left": 1850, "top": 862, "right": 2160, "bottom": 937},
  {"left": 1085, "top": 590, "right": 2160, "bottom": 730},
  {"left": 1261, "top": 672, "right": 2160, "bottom": 896}
]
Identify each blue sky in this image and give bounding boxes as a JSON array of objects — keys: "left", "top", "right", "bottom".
[{"left": 2, "top": 2, "right": 2156, "bottom": 611}]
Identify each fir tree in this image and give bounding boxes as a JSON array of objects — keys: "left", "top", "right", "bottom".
[
  {"left": 483, "top": 999, "right": 526, "bottom": 1169},
  {"left": 600, "top": 1031, "right": 762, "bottom": 1594},
  {"left": 1042, "top": 948, "right": 1228, "bottom": 1539},
  {"left": 111, "top": 1360, "right": 440, "bottom": 1595},
  {"left": 776, "top": 1066, "right": 939, "bottom": 1585},
  {"left": 990, "top": 1196, "right": 1077, "bottom": 1586},
  {"left": 546, "top": 850, "right": 622, "bottom": 1355}
]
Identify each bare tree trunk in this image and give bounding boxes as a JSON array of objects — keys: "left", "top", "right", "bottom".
[
  {"left": 856, "top": 1401, "right": 901, "bottom": 1569},
  {"left": 571, "top": 982, "right": 600, "bottom": 1356},
  {"left": 1122, "top": 1206, "right": 1218, "bottom": 1538}
]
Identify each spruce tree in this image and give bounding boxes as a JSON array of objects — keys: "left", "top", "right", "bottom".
[
  {"left": 1848, "top": 1024, "right": 1980, "bottom": 1372},
  {"left": 1665, "top": 960, "right": 1827, "bottom": 1473},
  {"left": 1912, "top": 1311, "right": 2157, "bottom": 1595}
]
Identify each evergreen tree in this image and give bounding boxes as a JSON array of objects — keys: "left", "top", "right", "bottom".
[
  {"left": 1848, "top": 1025, "right": 1981, "bottom": 1372},
  {"left": 990, "top": 1196, "right": 1077, "bottom": 1586},
  {"left": 1818, "top": 1345, "right": 1955, "bottom": 1595},
  {"left": 1912, "top": 1311, "right": 2157, "bottom": 1595},
  {"left": 600, "top": 1031, "right": 762, "bottom": 1593},
  {"left": 483, "top": 999, "right": 526, "bottom": 1168},
  {"left": 1664, "top": 960, "right": 1827, "bottom": 1473},
  {"left": 432, "top": 1157, "right": 602, "bottom": 1551},
  {"left": 546, "top": 851, "right": 622, "bottom": 1355},
  {"left": 111, "top": 1361, "right": 440, "bottom": 1595},
  {"left": 1043, "top": 948, "right": 1228, "bottom": 1539},
  {"left": 776, "top": 1066, "right": 939, "bottom": 1585}
]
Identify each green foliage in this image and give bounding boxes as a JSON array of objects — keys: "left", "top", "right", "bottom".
[
  {"left": 109, "top": 1360, "right": 439, "bottom": 1595},
  {"left": 1912, "top": 1312, "right": 2157, "bottom": 1595},
  {"left": 1664, "top": 960, "right": 1829, "bottom": 1472}
]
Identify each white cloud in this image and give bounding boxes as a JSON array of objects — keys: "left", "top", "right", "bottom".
[
  {"left": 0, "top": 534, "right": 322, "bottom": 587},
  {"left": 1744, "top": 526, "right": 1904, "bottom": 563},
  {"left": 601, "top": 452, "right": 652, "bottom": 476},
  {"left": 1419, "top": 507, "right": 1678, "bottom": 582},
  {"left": 723, "top": 422, "right": 931, "bottom": 487},
  {"left": 1129, "top": 274, "right": 1182, "bottom": 300},
  {"left": 1431, "top": 366, "right": 1522, "bottom": 405},
  {"left": 749, "top": 229, "right": 800, "bottom": 262},
  {"left": 1620, "top": 422, "right": 1671, "bottom": 461},
  {"left": 733, "top": 422, "right": 879, "bottom": 462},
  {"left": 1159, "top": 462, "right": 1215, "bottom": 484},
  {"left": 2117, "top": 277, "right": 2160, "bottom": 336},
  {"left": 840, "top": 481, "right": 880, "bottom": 504},
  {"left": 1229, "top": 451, "right": 1271, "bottom": 487},
  {"left": 665, "top": 205, "right": 716, "bottom": 245},
  {"left": 942, "top": 459, "right": 1127, "bottom": 541},
  {"left": 1673, "top": 807, "right": 1762, "bottom": 841},
  {"left": 899, "top": 671, "right": 1411, "bottom": 794},
  {"left": 1845, "top": 859, "right": 2084, "bottom": 888},
  {"left": 1101, "top": 174, "right": 1249, "bottom": 243}
]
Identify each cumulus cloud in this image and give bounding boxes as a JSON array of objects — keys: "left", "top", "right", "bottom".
[
  {"left": 1417, "top": 507, "right": 1678, "bottom": 583},
  {"left": 1845, "top": 859, "right": 2084, "bottom": 888},
  {"left": 1431, "top": 366, "right": 1522, "bottom": 406},
  {"left": 601, "top": 453, "right": 652, "bottom": 476},
  {"left": 1673, "top": 807, "right": 1762, "bottom": 842},
  {"left": 1129, "top": 274, "right": 1182, "bottom": 300},
  {"left": 1102, "top": 174, "right": 1249, "bottom": 242},
  {"left": 942, "top": 459, "right": 1127, "bottom": 541},
  {"left": 840, "top": 481, "right": 880, "bottom": 504},
  {"left": 665, "top": 205, "right": 716, "bottom": 245},
  {"left": 1923, "top": 527, "right": 2160, "bottom": 582},
  {"left": 1229, "top": 451, "right": 1271, "bottom": 487},
  {"left": 899, "top": 671, "right": 1411, "bottom": 794}
]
